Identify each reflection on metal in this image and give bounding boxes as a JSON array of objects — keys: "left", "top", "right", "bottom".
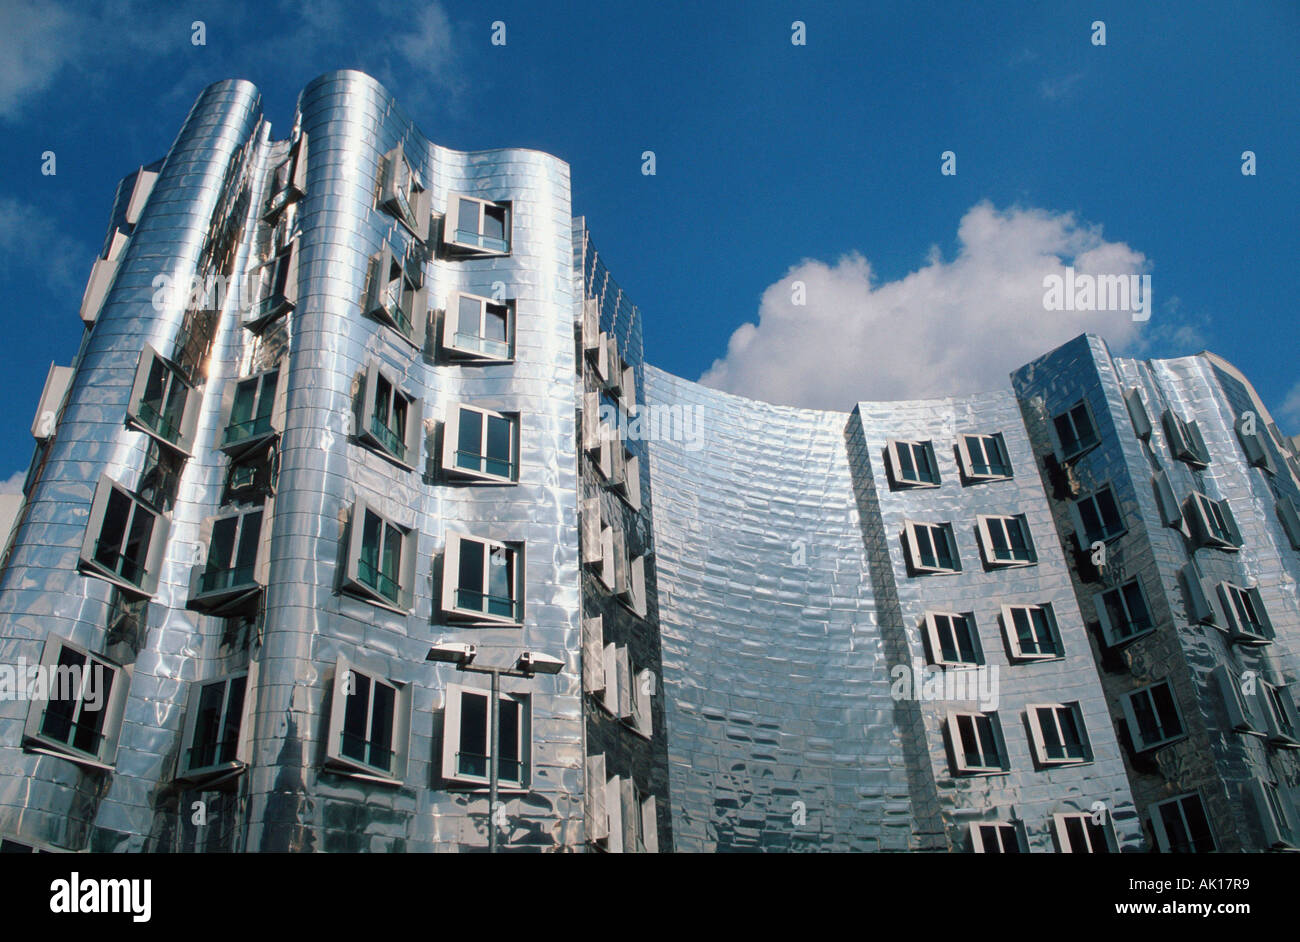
[{"left": 0, "top": 72, "right": 1296, "bottom": 854}]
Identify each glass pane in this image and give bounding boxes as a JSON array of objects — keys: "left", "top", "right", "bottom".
[
  {"left": 234, "top": 512, "right": 263, "bottom": 571},
  {"left": 483, "top": 204, "right": 506, "bottom": 241},
  {"left": 190, "top": 681, "right": 227, "bottom": 769},
  {"left": 95, "top": 489, "right": 132, "bottom": 569},
  {"left": 484, "top": 303, "right": 509, "bottom": 344},
  {"left": 459, "top": 693, "right": 488, "bottom": 777},
  {"left": 40, "top": 646, "right": 86, "bottom": 745},
  {"left": 369, "top": 682, "right": 395, "bottom": 771},
  {"left": 72, "top": 658, "right": 112, "bottom": 755},
  {"left": 486, "top": 414, "right": 512, "bottom": 478},
  {"left": 219, "top": 675, "right": 247, "bottom": 765},
  {"left": 458, "top": 296, "right": 482, "bottom": 337},
  {"left": 498, "top": 698, "right": 521, "bottom": 782},
  {"left": 487, "top": 545, "right": 514, "bottom": 617},
  {"left": 122, "top": 504, "right": 155, "bottom": 584},
  {"left": 457, "top": 540, "right": 484, "bottom": 610},
  {"left": 458, "top": 199, "right": 479, "bottom": 234},
  {"left": 457, "top": 408, "right": 482, "bottom": 471},
  {"left": 230, "top": 379, "right": 257, "bottom": 431},
  {"left": 341, "top": 671, "right": 371, "bottom": 763},
  {"left": 359, "top": 510, "right": 381, "bottom": 589}
]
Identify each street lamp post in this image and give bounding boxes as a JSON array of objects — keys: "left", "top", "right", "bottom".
[{"left": 426, "top": 643, "right": 563, "bottom": 853}]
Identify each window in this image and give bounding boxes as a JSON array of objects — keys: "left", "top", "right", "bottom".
[
  {"left": 441, "top": 682, "right": 530, "bottom": 788},
  {"left": 1259, "top": 680, "right": 1300, "bottom": 747},
  {"left": 959, "top": 432, "right": 1013, "bottom": 481},
  {"left": 378, "top": 146, "right": 430, "bottom": 240},
  {"left": 1027, "top": 703, "right": 1091, "bottom": 765},
  {"left": 442, "top": 403, "right": 518, "bottom": 483},
  {"left": 609, "top": 444, "right": 642, "bottom": 511},
  {"left": 78, "top": 474, "right": 170, "bottom": 596},
  {"left": 623, "top": 654, "right": 653, "bottom": 740},
  {"left": 1277, "top": 496, "right": 1300, "bottom": 551},
  {"left": 340, "top": 500, "right": 416, "bottom": 613},
  {"left": 441, "top": 532, "right": 524, "bottom": 625},
  {"left": 442, "top": 291, "right": 514, "bottom": 361},
  {"left": 355, "top": 361, "right": 423, "bottom": 470},
  {"left": 1215, "top": 664, "right": 1261, "bottom": 734},
  {"left": 244, "top": 242, "right": 298, "bottom": 331},
  {"left": 1094, "top": 579, "right": 1155, "bottom": 646},
  {"left": 946, "top": 711, "right": 1008, "bottom": 774},
  {"left": 22, "top": 636, "right": 130, "bottom": 770},
  {"left": 1121, "top": 681, "right": 1186, "bottom": 751},
  {"left": 904, "top": 521, "right": 961, "bottom": 574},
  {"left": 188, "top": 504, "right": 269, "bottom": 613},
  {"left": 1163, "top": 410, "right": 1210, "bottom": 467},
  {"left": 888, "top": 440, "right": 941, "bottom": 487},
  {"left": 977, "top": 514, "right": 1036, "bottom": 566},
  {"left": 1001, "top": 604, "right": 1062, "bottom": 660},
  {"left": 1186, "top": 491, "right": 1242, "bottom": 551},
  {"left": 923, "top": 612, "right": 983, "bottom": 667},
  {"left": 1124, "top": 387, "right": 1152, "bottom": 440},
  {"left": 612, "top": 528, "right": 647, "bottom": 617},
  {"left": 325, "top": 655, "right": 411, "bottom": 783},
  {"left": 177, "top": 665, "right": 256, "bottom": 783},
  {"left": 1237, "top": 417, "right": 1277, "bottom": 474},
  {"left": 1071, "top": 485, "right": 1126, "bottom": 545},
  {"left": 1053, "top": 813, "right": 1114, "bottom": 853},
  {"left": 592, "top": 770, "right": 659, "bottom": 854},
  {"left": 1153, "top": 469, "right": 1182, "bottom": 527},
  {"left": 219, "top": 367, "right": 284, "bottom": 458},
  {"left": 443, "top": 193, "right": 511, "bottom": 256},
  {"left": 127, "top": 344, "right": 199, "bottom": 454},
  {"left": 631, "top": 785, "right": 659, "bottom": 853},
  {"left": 264, "top": 130, "right": 308, "bottom": 218},
  {"left": 1150, "top": 793, "right": 1216, "bottom": 853},
  {"left": 1052, "top": 399, "right": 1100, "bottom": 461},
  {"left": 970, "top": 822, "right": 1023, "bottom": 853},
  {"left": 1249, "top": 780, "right": 1296, "bottom": 849},
  {"left": 1218, "top": 582, "right": 1274, "bottom": 644},
  {"left": 581, "top": 616, "right": 605, "bottom": 698},
  {"left": 365, "top": 243, "right": 428, "bottom": 349}
]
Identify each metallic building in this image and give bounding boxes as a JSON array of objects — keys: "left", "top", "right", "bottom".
[{"left": 1, "top": 71, "right": 1296, "bottom": 853}]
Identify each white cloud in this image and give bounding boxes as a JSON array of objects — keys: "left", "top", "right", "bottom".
[
  {"left": 1279, "top": 382, "right": 1300, "bottom": 435},
  {"left": 0, "top": 471, "right": 25, "bottom": 495},
  {"left": 699, "top": 201, "right": 1152, "bottom": 410},
  {"left": 0, "top": 196, "right": 89, "bottom": 296},
  {"left": 0, "top": 0, "right": 78, "bottom": 119}
]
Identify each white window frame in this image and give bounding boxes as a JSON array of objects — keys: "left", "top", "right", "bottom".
[
  {"left": 441, "top": 402, "right": 519, "bottom": 484},
  {"left": 1150, "top": 792, "right": 1217, "bottom": 853},
  {"left": 442, "top": 290, "right": 514, "bottom": 362},
  {"left": 946, "top": 711, "right": 1008, "bottom": 774},
  {"left": 22, "top": 635, "right": 132, "bottom": 771},
  {"left": 78, "top": 474, "right": 171, "bottom": 597},
  {"left": 1094, "top": 579, "right": 1156, "bottom": 646},
  {"left": 264, "top": 130, "right": 308, "bottom": 218},
  {"left": 958, "top": 432, "right": 1013, "bottom": 481},
  {"left": 970, "top": 821, "right": 1025, "bottom": 853},
  {"left": 1163, "top": 410, "right": 1210, "bottom": 467},
  {"left": 1186, "top": 490, "right": 1242, "bottom": 551},
  {"left": 976, "top": 513, "right": 1037, "bottom": 567},
  {"left": 1001, "top": 603, "right": 1062, "bottom": 661},
  {"left": 1218, "top": 581, "right": 1274, "bottom": 644},
  {"left": 355, "top": 360, "right": 424, "bottom": 471},
  {"left": 612, "top": 528, "right": 647, "bottom": 617},
  {"left": 440, "top": 532, "right": 524, "bottom": 626},
  {"left": 888, "top": 439, "right": 941, "bottom": 488},
  {"left": 442, "top": 193, "right": 511, "bottom": 256},
  {"left": 218, "top": 365, "right": 287, "bottom": 458},
  {"left": 904, "top": 520, "right": 961, "bottom": 574},
  {"left": 440, "top": 681, "right": 531, "bottom": 790},
  {"left": 244, "top": 240, "right": 299, "bottom": 331},
  {"left": 609, "top": 445, "right": 642, "bottom": 511},
  {"left": 1070, "top": 485, "right": 1127, "bottom": 546},
  {"left": 126, "top": 343, "right": 200, "bottom": 455},
  {"left": 582, "top": 616, "right": 605, "bottom": 698},
  {"left": 1121, "top": 681, "right": 1187, "bottom": 752},
  {"left": 324, "top": 654, "right": 411, "bottom": 784},
  {"left": 340, "top": 499, "right": 416, "bottom": 615},
  {"left": 1053, "top": 812, "right": 1116, "bottom": 853},
  {"left": 365, "top": 242, "right": 428, "bottom": 350},
  {"left": 1051, "top": 399, "right": 1101, "bottom": 462},
  {"left": 378, "top": 145, "right": 430, "bottom": 241},
  {"left": 188, "top": 502, "right": 272, "bottom": 613},
  {"left": 176, "top": 662, "right": 258, "bottom": 784},
  {"left": 923, "top": 611, "right": 983, "bottom": 667},
  {"left": 1026, "top": 702, "right": 1092, "bottom": 766}
]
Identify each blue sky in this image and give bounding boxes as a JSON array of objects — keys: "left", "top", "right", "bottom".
[{"left": 0, "top": 0, "right": 1296, "bottom": 481}]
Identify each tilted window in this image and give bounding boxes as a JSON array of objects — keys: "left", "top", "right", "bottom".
[
  {"left": 1236, "top": 416, "right": 1277, "bottom": 474},
  {"left": 977, "top": 513, "right": 1036, "bottom": 566},
  {"left": 365, "top": 243, "right": 428, "bottom": 349},
  {"left": 946, "top": 711, "right": 1009, "bottom": 774},
  {"left": 1027, "top": 702, "right": 1092, "bottom": 765},
  {"left": 1150, "top": 793, "right": 1216, "bottom": 853},
  {"left": 177, "top": 663, "right": 257, "bottom": 784},
  {"left": 1051, "top": 399, "right": 1100, "bottom": 461},
  {"left": 219, "top": 366, "right": 285, "bottom": 458},
  {"left": 923, "top": 612, "right": 983, "bottom": 667},
  {"left": 1001, "top": 603, "right": 1062, "bottom": 660},
  {"left": 442, "top": 403, "right": 518, "bottom": 484},
  {"left": 959, "top": 432, "right": 1013, "bottom": 481},
  {"left": 1163, "top": 410, "right": 1210, "bottom": 467},
  {"left": 1249, "top": 780, "right": 1296, "bottom": 849},
  {"left": 443, "top": 193, "right": 511, "bottom": 256},
  {"left": 1094, "top": 579, "right": 1155, "bottom": 646},
  {"left": 443, "top": 291, "right": 514, "bottom": 362},
  {"left": 378, "top": 146, "right": 431, "bottom": 241},
  {"left": 1053, "top": 813, "right": 1114, "bottom": 853},
  {"left": 1071, "top": 485, "right": 1126, "bottom": 545},
  {"left": 340, "top": 500, "right": 416, "bottom": 614},
  {"left": 78, "top": 474, "right": 170, "bottom": 596},
  {"left": 188, "top": 503, "right": 271, "bottom": 614},
  {"left": 22, "top": 636, "right": 131, "bottom": 771},
  {"left": 127, "top": 344, "right": 200, "bottom": 454},
  {"left": 970, "top": 822, "right": 1024, "bottom": 853},
  {"left": 441, "top": 532, "right": 524, "bottom": 625},
  {"left": 325, "top": 654, "right": 412, "bottom": 783},
  {"left": 264, "top": 130, "right": 308, "bottom": 218},
  {"left": 1121, "top": 681, "right": 1186, "bottom": 751},
  {"left": 904, "top": 521, "right": 961, "bottom": 574},
  {"left": 888, "top": 439, "right": 941, "bottom": 487},
  {"left": 1187, "top": 491, "right": 1243, "bottom": 551},
  {"left": 441, "top": 682, "right": 530, "bottom": 789},
  {"left": 244, "top": 241, "right": 298, "bottom": 331},
  {"left": 1217, "top": 582, "right": 1274, "bottom": 644},
  {"left": 355, "top": 361, "right": 423, "bottom": 471}
]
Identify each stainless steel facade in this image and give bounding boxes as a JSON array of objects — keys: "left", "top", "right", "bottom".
[{"left": 1, "top": 71, "right": 1296, "bottom": 853}]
